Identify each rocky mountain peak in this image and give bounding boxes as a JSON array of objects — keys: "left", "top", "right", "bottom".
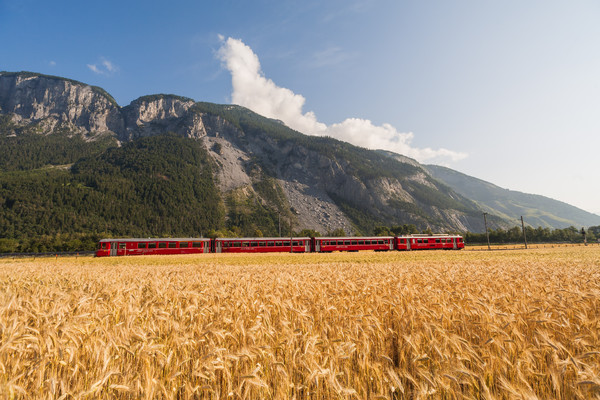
[{"left": 0, "top": 71, "right": 122, "bottom": 135}]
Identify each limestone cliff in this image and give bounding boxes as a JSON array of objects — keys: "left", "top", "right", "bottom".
[{"left": 0, "top": 72, "right": 122, "bottom": 136}]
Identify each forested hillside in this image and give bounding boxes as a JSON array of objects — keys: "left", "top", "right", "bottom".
[{"left": 0, "top": 135, "right": 223, "bottom": 252}]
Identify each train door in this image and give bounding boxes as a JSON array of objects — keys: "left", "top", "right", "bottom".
[
  {"left": 388, "top": 239, "right": 394, "bottom": 250},
  {"left": 305, "top": 240, "right": 310, "bottom": 252},
  {"left": 313, "top": 238, "right": 320, "bottom": 252},
  {"left": 453, "top": 238, "right": 457, "bottom": 250},
  {"left": 215, "top": 240, "right": 222, "bottom": 253},
  {"left": 110, "top": 242, "right": 117, "bottom": 256},
  {"left": 406, "top": 238, "right": 411, "bottom": 250}
]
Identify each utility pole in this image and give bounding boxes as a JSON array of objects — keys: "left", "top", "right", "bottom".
[
  {"left": 290, "top": 215, "right": 293, "bottom": 253},
  {"left": 483, "top": 212, "right": 491, "bottom": 250},
  {"left": 278, "top": 212, "right": 281, "bottom": 237},
  {"left": 521, "top": 216, "right": 528, "bottom": 249}
]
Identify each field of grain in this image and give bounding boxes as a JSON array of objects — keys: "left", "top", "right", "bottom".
[{"left": 1, "top": 248, "right": 599, "bottom": 399}]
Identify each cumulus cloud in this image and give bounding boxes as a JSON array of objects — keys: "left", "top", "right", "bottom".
[
  {"left": 217, "top": 37, "right": 467, "bottom": 163},
  {"left": 87, "top": 57, "right": 118, "bottom": 75}
]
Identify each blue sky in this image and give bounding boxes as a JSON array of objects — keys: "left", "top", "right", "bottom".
[{"left": 2, "top": 0, "right": 600, "bottom": 216}]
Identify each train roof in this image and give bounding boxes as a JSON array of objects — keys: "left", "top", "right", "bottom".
[
  {"left": 98, "top": 238, "right": 211, "bottom": 243},
  {"left": 315, "top": 236, "right": 394, "bottom": 240},
  {"left": 403, "top": 234, "right": 463, "bottom": 237},
  {"left": 215, "top": 237, "right": 311, "bottom": 241}
]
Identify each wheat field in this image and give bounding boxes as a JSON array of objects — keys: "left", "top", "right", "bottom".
[{"left": 1, "top": 248, "right": 599, "bottom": 399}]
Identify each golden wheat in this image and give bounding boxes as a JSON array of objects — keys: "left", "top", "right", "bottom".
[{"left": 0, "top": 248, "right": 599, "bottom": 399}]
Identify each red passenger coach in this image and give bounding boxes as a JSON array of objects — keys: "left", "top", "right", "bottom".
[
  {"left": 396, "top": 234, "right": 464, "bottom": 250},
  {"left": 214, "top": 237, "right": 311, "bottom": 253},
  {"left": 96, "top": 238, "right": 211, "bottom": 257},
  {"left": 313, "top": 236, "right": 395, "bottom": 252}
]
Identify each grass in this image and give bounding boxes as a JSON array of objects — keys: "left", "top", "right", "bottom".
[{"left": 1, "top": 248, "right": 599, "bottom": 399}]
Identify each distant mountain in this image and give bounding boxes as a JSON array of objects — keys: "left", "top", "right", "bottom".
[
  {"left": 1, "top": 71, "right": 500, "bottom": 245},
  {"left": 425, "top": 165, "right": 600, "bottom": 229}
]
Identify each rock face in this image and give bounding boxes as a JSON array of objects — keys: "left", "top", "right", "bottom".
[
  {"left": 0, "top": 72, "right": 493, "bottom": 233},
  {"left": 0, "top": 72, "right": 123, "bottom": 135},
  {"left": 121, "top": 96, "right": 197, "bottom": 140}
]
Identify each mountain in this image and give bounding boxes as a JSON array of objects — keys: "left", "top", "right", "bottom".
[
  {"left": 426, "top": 165, "right": 600, "bottom": 229},
  {"left": 0, "top": 72, "right": 522, "bottom": 249}
]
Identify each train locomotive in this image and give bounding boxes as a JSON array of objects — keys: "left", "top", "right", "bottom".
[{"left": 96, "top": 234, "right": 464, "bottom": 257}]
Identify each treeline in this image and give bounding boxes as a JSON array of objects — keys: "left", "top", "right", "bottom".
[
  {"left": 465, "top": 225, "right": 599, "bottom": 245},
  {"left": 0, "top": 233, "right": 103, "bottom": 254}
]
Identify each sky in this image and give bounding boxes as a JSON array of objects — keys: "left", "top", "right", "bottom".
[{"left": 2, "top": 0, "right": 599, "bottom": 216}]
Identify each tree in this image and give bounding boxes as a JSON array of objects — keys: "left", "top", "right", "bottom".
[
  {"left": 373, "top": 226, "right": 391, "bottom": 236},
  {"left": 298, "top": 229, "right": 321, "bottom": 238},
  {"left": 326, "top": 228, "right": 346, "bottom": 237}
]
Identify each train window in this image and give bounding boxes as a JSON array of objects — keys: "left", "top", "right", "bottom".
[
  {"left": 358, "top": 240, "right": 364, "bottom": 245},
  {"left": 158, "top": 242, "right": 167, "bottom": 248},
  {"left": 259, "top": 242, "right": 266, "bottom": 247},
  {"left": 234, "top": 242, "right": 241, "bottom": 247},
  {"left": 148, "top": 242, "right": 157, "bottom": 248},
  {"left": 283, "top": 241, "right": 290, "bottom": 246},
  {"left": 266, "top": 241, "right": 273, "bottom": 246},
  {"left": 138, "top": 242, "right": 147, "bottom": 249},
  {"left": 377, "top": 240, "right": 383, "bottom": 245},
  {"left": 436, "top": 239, "right": 441, "bottom": 243},
  {"left": 192, "top": 242, "right": 203, "bottom": 248},
  {"left": 168, "top": 242, "right": 177, "bottom": 248},
  {"left": 179, "top": 242, "right": 189, "bottom": 248},
  {"left": 351, "top": 240, "right": 357, "bottom": 245},
  {"left": 292, "top": 241, "right": 298, "bottom": 246},
  {"left": 274, "top": 241, "right": 281, "bottom": 246},
  {"left": 343, "top": 241, "right": 349, "bottom": 245},
  {"left": 119, "top": 243, "right": 126, "bottom": 249},
  {"left": 101, "top": 242, "right": 108, "bottom": 249}
]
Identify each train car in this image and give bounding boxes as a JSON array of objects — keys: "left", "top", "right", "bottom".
[
  {"left": 214, "top": 237, "right": 311, "bottom": 253},
  {"left": 96, "top": 238, "right": 211, "bottom": 257},
  {"left": 397, "top": 234, "right": 464, "bottom": 251},
  {"left": 313, "top": 236, "right": 395, "bottom": 252}
]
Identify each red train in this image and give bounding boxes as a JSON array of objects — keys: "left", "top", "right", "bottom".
[{"left": 96, "top": 234, "right": 464, "bottom": 257}]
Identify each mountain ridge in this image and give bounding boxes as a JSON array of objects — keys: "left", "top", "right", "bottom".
[
  {"left": 425, "top": 165, "right": 600, "bottom": 228},
  {"left": 1, "top": 71, "right": 596, "bottom": 244}
]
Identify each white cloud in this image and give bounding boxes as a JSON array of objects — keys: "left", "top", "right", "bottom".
[
  {"left": 87, "top": 57, "right": 118, "bottom": 75},
  {"left": 87, "top": 64, "right": 100, "bottom": 74},
  {"left": 217, "top": 37, "right": 467, "bottom": 163}
]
